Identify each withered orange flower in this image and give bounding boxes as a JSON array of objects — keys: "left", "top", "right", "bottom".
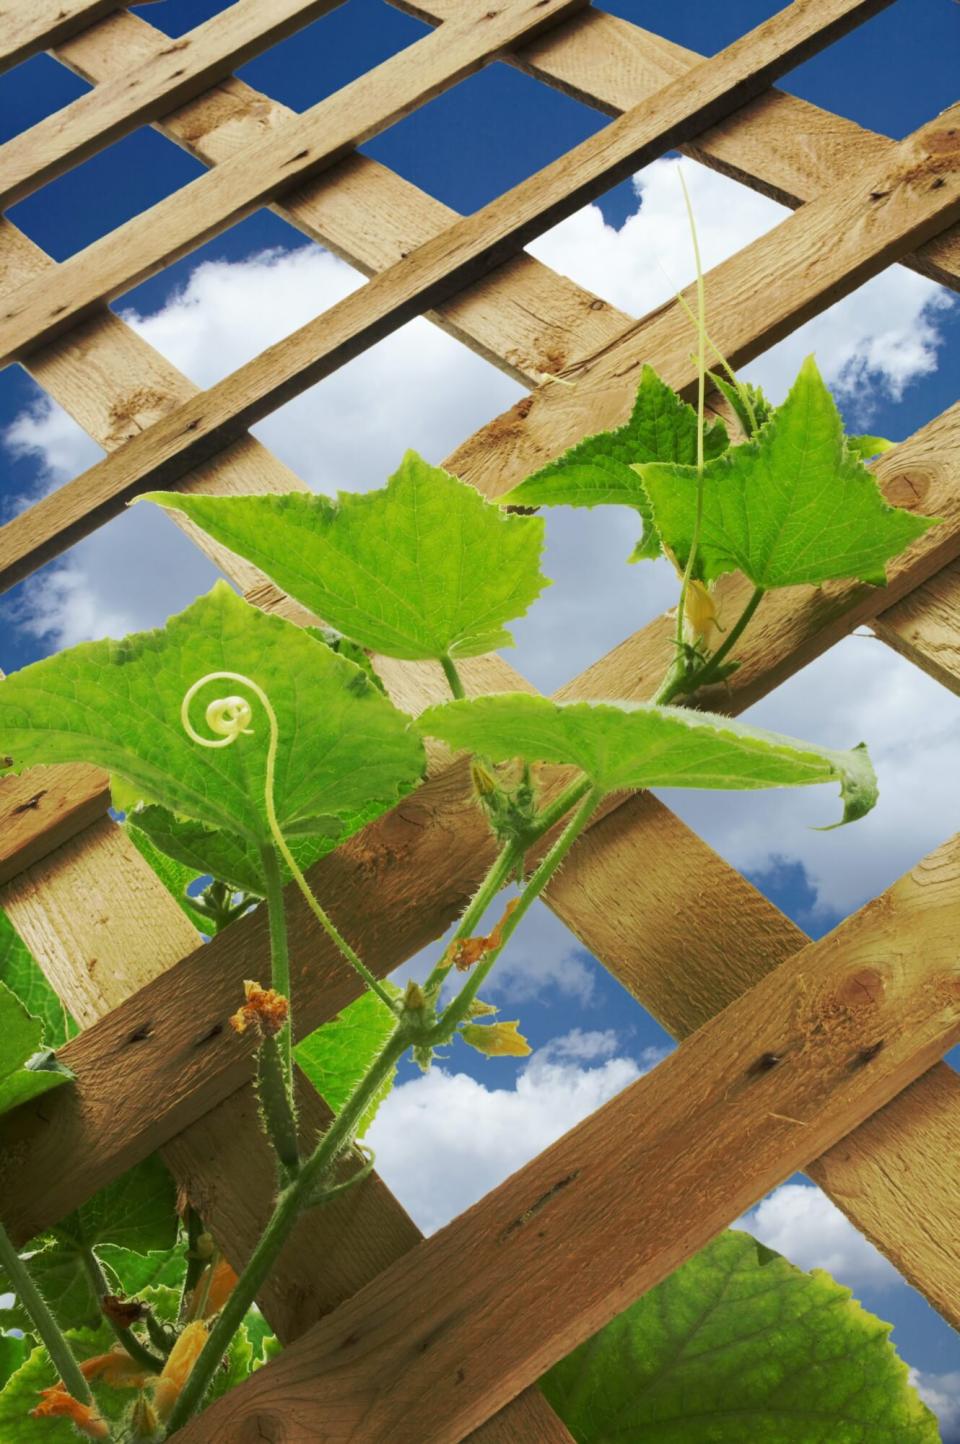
[
  {"left": 80, "top": 1348, "right": 149, "bottom": 1390},
  {"left": 152, "top": 1320, "right": 209, "bottom": 1422},
  {"left": 31, "top": 1386, "right": 109, "bottom": 1439},
  {"left": 448, "top": 898, "right": 520, "bottom": 972},
  {"left": 101, "top": 1293, "right": 145, "bottom": 1328},
  {"left": 229, "top": 979, "right": 289, "bottom": 1037},
  {"left": 191, "top": 1256, "right": 239, "bottom": 1320}
]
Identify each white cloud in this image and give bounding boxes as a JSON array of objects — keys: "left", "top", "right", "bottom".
[
  {"left": 738, "top": 1181, "right": 902, "bottom": 1291},
  {"left": 366, "top": 1031, "right": 644, "bottom": 1234},
  {"left": 910, "top": 1368, "right": 960, "bottom": 1441}
]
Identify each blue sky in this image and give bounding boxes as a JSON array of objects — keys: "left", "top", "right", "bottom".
[{"left": 1, "top": 0, "right": 959, "bottom": 1431}]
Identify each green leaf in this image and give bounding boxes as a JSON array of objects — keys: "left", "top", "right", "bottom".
[
  {"left": 206, "top": 1322, "right": 254, "bottom": 1405},
  {"left": 500, "top": 365, "right": 728, "bottom": 562},
  {"left": 638, "top": 356, "right": 937, "bottom": 590},
  {"left": 0, "top": 981, "right": 73, "bottom": 1120},
  {"left": 0, "top": 1346, "right": 73, "bottom": 1443},
  {"left": 0, "top": 913, "right": 75, "bottom": 1049},
  {"left": 0, "top": 582, "right": 425, "bottom": 849},
  {"left": 129, "top": 802, "right": 364, "bottom": 901},
  {"left": 707, "top": 370, "right": 773, "bottom": 438},
  {"left": 541, "top": 1230, "right": 939, "bottom": 1442},
  {"left": 847, "top": 433, "right": 895, "bottom": 463},
  {"left": 143, "top": 451, "right": 549, "bottom": 663},
  {"left": 0, "top": 1336, "right": 25, "bottom": 1393},
  {"left": 419, "top": 694, "right": 877, "bottom": 825},
  {"left": 295, "top": 984, "right": 401, "bottom": 1136},
  {"left": 95, "top": 1245, "right": 186, "bottom": 1297}
]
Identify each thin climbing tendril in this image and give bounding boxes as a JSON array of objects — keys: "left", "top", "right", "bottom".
[{"left": 181, "top": 671, "right": 400, "bottom": 1013}]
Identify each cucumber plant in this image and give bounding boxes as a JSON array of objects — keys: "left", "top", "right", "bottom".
[{"left": 0, "top": 237, "right": 942, "bottom": 1438}]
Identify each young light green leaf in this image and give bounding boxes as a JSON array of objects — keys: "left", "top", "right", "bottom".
[
  {"left": 419, "top": 694, "right": 877, "bottom": 825},
  {"left": 295, "top": 984, "right": 401, "bottom": 1137},
  {"left": 0, "top": 582, "right": 424, "bottom": 849},
  {"left": 142, "top": 451, "right": 549, "bottom": 662},
  {"left": 0, "top": 911, "right": 75, "bottom": 1049},
  {"left": 500, "top": 365, "right": 728, "bottom": 562},
  {"left": 541, "top": 1230, "right": 939, "bottom": 1442},
  {"left": 638, "top": 356, "right": 936, "bottom": 589},
  {"left": 707, "top": 370, "right": 773, "bottom": 438},
  {"left": 847, "top": 433, "right": 895, "bottom": 463},
  {"left": 0, "top": 981, "right": 73, "bottom": 1120}
]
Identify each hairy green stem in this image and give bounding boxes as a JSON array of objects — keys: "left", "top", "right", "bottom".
[
  {"left": 179, "top": 1208, "right": 206, "bottom": 1323},
  {"left": 163, "top": 1033, "right": 407, "bottom": 1436},
  {"left": 256, "top": 1034, "right": 301, "bottom": 1177},
  {"left": 674, "top": 167, "right": 707, "bottom": 655},
  {"left": 0, "top": 1220, "right": 92, "bottom": 1404},
  {"left": 440, "top": 655, "right": 467, "bottom": 699},
  {"left": 81, "top": 1247, "right": 165, "bottom": 1374},
  {"left": 260, "top": 845, "right": 292, "bottom": 1075},
  {"left": 437, "top": 784, "right": 604, "bottom": 1035}
]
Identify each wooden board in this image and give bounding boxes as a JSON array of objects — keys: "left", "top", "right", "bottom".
[
  {"left": 171, "top": 833, "right": 960, "bottom": 1443},
  {"left": 0, "top": 0, "right": 157, "bottom": 72},
  {"left": 875, "top": 558, "right": 960, "bottom": 696},
  {"left": 0, "top": 0, "right": 923, "bottom": 591},
  {"left": 0, "top": 763, "right": 109, "bottom": 886},
  {"left": 0, "top": 0, "right": 589, "bottom": 362},
  {"left": 0, "top": 0, "right": 348, "bottom": 208}
]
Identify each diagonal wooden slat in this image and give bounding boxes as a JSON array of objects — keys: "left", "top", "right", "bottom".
[
  {"left": 170, "top": 832, "right": 960, "bottom": 1443},
  {"left": 874, "top": 559, "right": 960, "bottom": 696},
  {"left": 0, "top": 763, "right": 108, "bottom": 886},
  {"left": 6, "top": 2, "right": 947, "bottom": 594},
  {"left": 0, "top": 0, "right": 590, "bottom": 362},
  {"left": 0, "top": 0, "right": 348, "bottom": 208},
  {"left": 0, "top": 0, "right": 158, "bottom": 73},
  {"left": 395, "top": 0, "right": 960, "bottom": 290}
]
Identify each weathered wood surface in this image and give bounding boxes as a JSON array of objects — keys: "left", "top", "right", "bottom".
[
  {"left": 174, "top": 835, "right": 960, "bottom": 1443},
  {"left": 875, "top": 559, "right": 960, "bottom": 696},
  {"left": 0, "top": 764, "right": 109, "bottom": 887},
  {"left": 4, "top": 87, "right": 957, "bottom": 595},
  {"left": 0, "top": 0, "right": 590, "bottom": 363},
  {"left": 53, "top": 7, "right": 630, "bottom": 390},
  {"left": 0, "top": 0, "right": 157, "bottom": 72},
  {"left": 0, "top": 0, "right": 348, "bottom": 208},
  {"left": 410, "top": 1, "right": 960, "bottom": 289}
]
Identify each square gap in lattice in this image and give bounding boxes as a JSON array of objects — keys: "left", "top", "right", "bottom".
[
  {"left": 373, "top": 895, "right": 673, "bottom": 1236},
  {"left": 658, "top": 636, "right": 960, "bottom": 942},
  {"left": 360, "top": 47, "right": 609, "bottom": 215},
  {"left": 0, "top": 50, "right": 89, "bottom": 141},
  {"left": 129, "top": 0, "right": 236, "bottom": 39},
  {"left": 8, "top": 125, "right": 206, "bottom": 261},
  {"left": 236, "top": 0, "right": 430, "bottom": 114}
]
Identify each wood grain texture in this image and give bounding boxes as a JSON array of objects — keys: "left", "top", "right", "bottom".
[
  {"left": 53, "top": 7, "right": 629, "bottom": 390},
  {"left": 0, "top": 0, "right": 589, "bottom": 362},
  {"left": 0, "top": 0, "right": 907, "bottom": 589},
  {"left": 0, "top": 0, "right": 348, "bottom": 208},
  {"left": 173, "top": 835, "right": 960, "bottom": 1443},
  {"left": 0, "top": 763, "right": 109, "bottom": 887},
  {"left": 874, "top": 558, "right": 960, "bottom": 696},
  {"left": 0, "top": 0, "right": 156, "bottom": 72}
]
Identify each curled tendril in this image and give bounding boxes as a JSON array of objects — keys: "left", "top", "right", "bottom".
[{"left": 180, "top": 670, "right": 400, "bottom": 1016}]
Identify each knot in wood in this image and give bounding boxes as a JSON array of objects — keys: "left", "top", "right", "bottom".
[
  {"left": 836, "top": 967, "right": 885, "bottom": 1008},
  {"left": 882, "top": 470, "right": 931, "bottom": 509}
]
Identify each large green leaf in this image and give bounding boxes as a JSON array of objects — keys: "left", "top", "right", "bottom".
[
  {"left": 0, "top": 981, "right": 73, "bottom": 1120},
  {"left": 0, "top": 912, "right": 75, "bottom": 1049},
  {"left": 128, "top": 800, "right": 375, "bottom": 901},
  {"left": 96, "top": 1245, "right": 186, "bottom": 1297},
  {"left": 1, "top": 1155, "right": 178, "bottom": 1332},
  {"left": 637, "top": 357, "right": 936, "bottom": 589},
  {"left": 418, "top": 694, "right": 876, "bottom": 825},
  {"left": 0, "top": 582, "right": 425, "bottom": 848},
  {"left": 541, "top": 1230, "right": 939, "bottom": 1442},
  {"left": 0, "top": 1337, "right": 25, "bottom": 1393},
  {"left": 295, "top": 984, "right": 400, "bottom": 1137},
  {"left": 143, "top": 452, "right": 549, "bottom": 662},
  {"left": 0, "top": 1346, "right": 73, "bottom": 1443},
  {"left": 500, "top": 365, "right": 728, "bottom": 562}
]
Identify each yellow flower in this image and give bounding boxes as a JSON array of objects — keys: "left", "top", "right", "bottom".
[
  {"left": 230, "top": 979, "right": 289, "bottom": 1037},
  {"left": 152, "top": 1320, "right": 208, "bottom": 1422},
  {"left": 80, "top": 1348, "right": 149, "bottom": 1390},
  {"left": 683, "top": 578, "right": 723, "bottom": 652},
  {"left": 461, "top": 1019, "right": 532, "bottom": 1058},
  {"left": 191, "top": 1256, "right": 239, "bottom": 1320}
]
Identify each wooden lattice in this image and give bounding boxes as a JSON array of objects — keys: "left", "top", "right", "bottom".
[{"left": 1, "top": 0, "right": 959, "bottom": 1438}]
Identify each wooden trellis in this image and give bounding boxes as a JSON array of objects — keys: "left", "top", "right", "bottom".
[{"left": 0, "top": 0, "right": 958, "bottom": 1436}]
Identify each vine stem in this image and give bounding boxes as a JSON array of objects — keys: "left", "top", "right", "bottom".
[
  {"left": 440, "top": 655, "right": 466, "bottom": 699},
  {"left": 162, "top": 1033, "right": 407, "bottom": 1437},
  {"left": 0, "top": 1219, "right": 92, "bottom": 1405},
  {"left": 437, "top": 783, "right": 604, "bottom": 1035},
  {"left": 260, "top": 844, "right": 292, "bottom": 1079},
  {"left": 653, "top": 586, "right": 765, "bottom": 707},
  {"left": 674, "top": 166, "right": 707, "bottom": 656},
  {"left": 182, "top": 672, "right": 397, "bottom": 1016},
  {"left": 80, "top": 1246, "right": 165, "bottom": 1374}
]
